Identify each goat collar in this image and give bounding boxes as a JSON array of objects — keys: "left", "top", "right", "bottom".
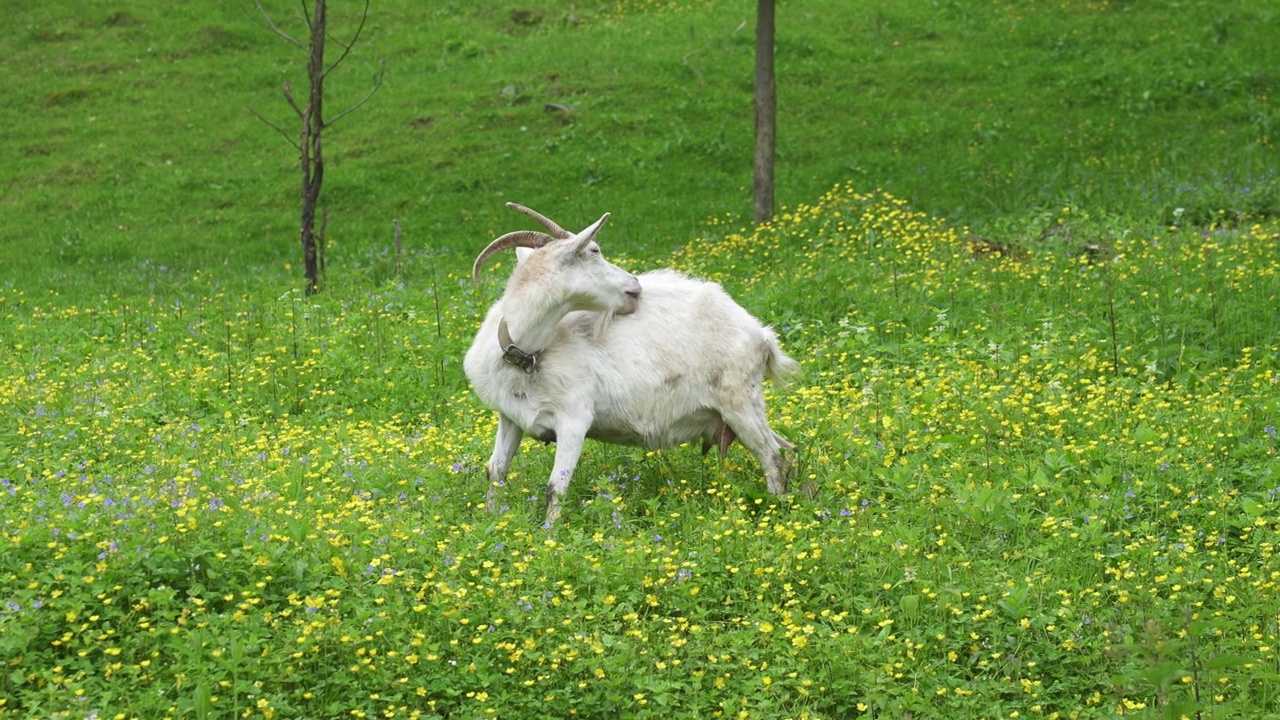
[{"left": 498, "top": 319, "right": 540, "bottom": 373}]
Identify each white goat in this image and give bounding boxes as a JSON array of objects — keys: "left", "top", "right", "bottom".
[{"left": 464, "top": 203, "right": 798, "bottom": 525}]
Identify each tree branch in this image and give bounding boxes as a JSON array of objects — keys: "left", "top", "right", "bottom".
[
  {"left": 324, "top": 0, "right": 371, "bottom": 79},
  {"left": 328, "top": 58, "right": 385, "bottom": 127},
  {"left": 248, "top": 106, "right": 302, "bottom": 150},
  {"left": 281, "top": 81, "right": 304, "bottom": 117},
  {"left": 253, "top": 0, "right": 306, "bottom": 51}
]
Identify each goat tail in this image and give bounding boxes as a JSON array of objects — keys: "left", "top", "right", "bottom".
[{"left": 763, "top": 327, "right": 801, "bottom": 389}]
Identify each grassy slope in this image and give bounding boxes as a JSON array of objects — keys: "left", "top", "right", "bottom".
[{"left": 2, "top": 0, "right": 1277, "bottom": 292}]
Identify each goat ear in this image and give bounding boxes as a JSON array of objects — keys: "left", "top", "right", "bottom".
[
  {"left": 515, "top": 247, "right": 535, "bottom": 264},
  {"left": 571, "top": 212, "right": 611, "bottom": 253}
]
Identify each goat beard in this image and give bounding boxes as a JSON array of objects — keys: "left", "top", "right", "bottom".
[{"left": 591, "top": 308, "right": 618, "bottom": 339}]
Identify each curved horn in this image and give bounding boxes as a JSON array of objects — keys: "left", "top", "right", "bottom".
[
  {"left": 471, "top": 230, "right": 556, "bottom": 282},
  {"left": 506, "top": 202, "right": 571, "bottom": 239}
]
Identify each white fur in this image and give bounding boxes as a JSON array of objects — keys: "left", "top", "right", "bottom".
[{"left": 464, "top": 211, "right": 798, "bottom": 525}]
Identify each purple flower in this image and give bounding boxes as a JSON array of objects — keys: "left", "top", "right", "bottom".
[{"left": 1265, "top": 425, "right": 1276, "bottom": 439}]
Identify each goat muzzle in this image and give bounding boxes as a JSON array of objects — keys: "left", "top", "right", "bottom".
[{"left": 618, "top": 279, "right": 642, "bottom": 315}]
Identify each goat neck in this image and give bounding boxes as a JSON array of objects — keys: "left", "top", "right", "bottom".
[
  {"left": 493, "top": 274, "right": 579, "bottom": 366},
  {"left": 497, "top": 318, "right": 540, "bottom": 373}
]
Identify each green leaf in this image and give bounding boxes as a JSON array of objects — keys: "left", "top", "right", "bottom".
[
  {"left": 1204, "top": 653, "right": 1253, "bottom": 670},
  {"left": 899, "top": 594, "right": 920, "bottom": 619}
]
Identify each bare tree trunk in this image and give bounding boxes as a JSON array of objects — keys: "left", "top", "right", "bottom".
[
  {"left": 299, "top": 0, "right": 327, "bottom": 295},
  {"left": 252, "top": 0, "right": 380, "bottom": 295},
  {"left": 753, "top": 0, "right": 776, "bottom": 224}
]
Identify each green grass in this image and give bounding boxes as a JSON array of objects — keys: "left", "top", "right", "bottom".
[
  {"left": 3, "top": 0, "right": 1277, "bottom": 290},
  {"left": 1, "top": 1, "right": 1279, "bottom": 719}
]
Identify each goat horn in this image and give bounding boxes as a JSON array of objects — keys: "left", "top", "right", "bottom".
[
  {"left": 471, "top": 230, "right": 557, "bottom": 282},
  {"left": 506, "top": 202, "right": 572, "bottom": 239}
]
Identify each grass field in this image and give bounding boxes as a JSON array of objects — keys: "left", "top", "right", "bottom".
[{"left": 2, "top": 1, "right": 1279, "bottom": 719}]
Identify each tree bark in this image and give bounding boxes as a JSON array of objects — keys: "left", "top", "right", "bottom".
[
  {"left": 753, "top": 0, "right": 776, "bottom": 224},
  {"left": 299, "top": 0, "right": 327, "bottom": 295}
]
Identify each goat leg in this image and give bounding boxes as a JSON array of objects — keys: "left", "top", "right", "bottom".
[
  {"left": 717, "top": 404, "right": 793, "bottom": 495},
  {"left": 543, "top": 422, "right": 589, "bottom": 527},
  {"left": 485, "top": 414, "right": 523, "bottom": 513}
]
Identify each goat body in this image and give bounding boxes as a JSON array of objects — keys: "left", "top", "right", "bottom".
[{"left": 464, "top": 204, "right": 797, "bottom": 525}]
